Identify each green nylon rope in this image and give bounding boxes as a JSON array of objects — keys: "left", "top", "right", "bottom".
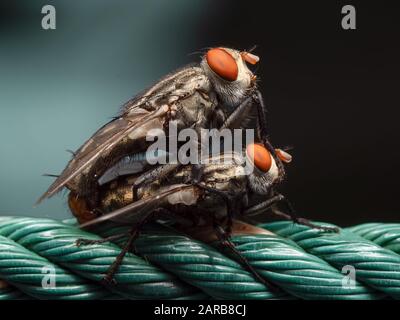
[
  {"left": 95, "top": 223, "right": 287, "bottom": 300},
  {"left": 0, "top": 216, "right": 399, "bottom": 300},
  {"left": 262, "top": 221, "right": 400, "bottom": 299},
  {"left": 95, "top": 223, "right": 380, "bottom": 299},
  {"left": 0, "top": 233, "right": 112, "bottom": 299},
  {"left": 347, "top": 223, "right": 400, "bottom": 254},
  {"left": 0, "top": 217, "right": 204, "bottom": 300}
]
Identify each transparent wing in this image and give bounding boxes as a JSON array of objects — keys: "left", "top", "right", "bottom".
[
  {"left": 37, "top": 106, "right": 168, "bottom": 203},
  {"left": 37, "top": 65, "right": 207, "bottom": 204}
]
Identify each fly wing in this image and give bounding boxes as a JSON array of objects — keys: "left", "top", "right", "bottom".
[
  {"left": 36, "top": 106, "right": 168, "bottom": 204},
  {"left": 37, "top": 65, "right": 208, "bottom": 204},
  {"left": 80, "top": 184, "right": 197, "bottom": 228}
]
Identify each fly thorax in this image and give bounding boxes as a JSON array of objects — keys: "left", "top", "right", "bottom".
[
  {"left": 174, "top": 88, "right": 217, "bottom": 130},
  {"left": 247, "top": 156, "right": 279, "bottom": 195}
]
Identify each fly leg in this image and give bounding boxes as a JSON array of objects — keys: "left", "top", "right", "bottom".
[
  {"left": 76, "top": 226, "right": 140, "bottom": 285},
  {"left": 243, "top": 194, "right": 286, "bottom": 216},
  {"left": 191, "top": 163, "right": 204, "bottom": 184},
  {"left": 244, "top": 193, "right": 339, "bottom": 233},
  {"left": 221, "top": 91, "right": 269, "bottom": 147},
  {"left": 252, "top": 91, "right": 286, "bottom": 177},
  {"left": 193, "top": 182, "right": 238, "bottom": 223},
  {"left": 74, "top": 225, "right": 141, "bottom": 285},
  {"left": 221, "top": 91, "right": 285, "bottom": 177},
  {"left": 213, "top": 219, "right": 279, "bottom": 291},
  {"left": 271, "top": 199, "right": 339, "bottom": 233},
  {"left": 102, "top": 213, "right": 155, "bottom": 285},
  {"left": 102, "top": 226, "right": 139, "bottom": 285},
  {"left": 76, "top": 233, "right": 128, "bottom": 246},
  {"left": 220, "top": 96, "right": 254, "bottom": 130},
  {"left": 252, "top": 91, "right": 269, "bottom": 145},
  {"left": 194, "top": 183, "right": 277, "bottom": 289}
]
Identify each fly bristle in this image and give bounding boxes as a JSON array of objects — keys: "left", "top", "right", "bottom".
[
  {"left": 42, "top": 173, "right": 60, "bottom": 178},
  {"left": 66, "top": 149, "right": 76, "bottom": 157}
]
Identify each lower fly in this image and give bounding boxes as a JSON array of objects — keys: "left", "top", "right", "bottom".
[{"left": 71, "top": 143, "right": 337, "bottom": 286}]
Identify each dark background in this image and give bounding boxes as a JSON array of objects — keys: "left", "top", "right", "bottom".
[
  {"left": 0, "top": 1, "right": 399, "bottom": 226},
  {"left": 204, "top": 0, "right": 400, "bottom": 226}
]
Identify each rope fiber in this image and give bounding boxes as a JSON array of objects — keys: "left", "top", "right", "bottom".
[{"left": 0, "top": 216, "right": 399, "bottom": 300}]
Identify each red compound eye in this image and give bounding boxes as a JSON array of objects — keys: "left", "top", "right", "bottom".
[
  {"left": 246, "top": 143, "right": 272, "bottom": 172},
  {"left": 206, "top": 48, "right": 238, "bottom": 81}
]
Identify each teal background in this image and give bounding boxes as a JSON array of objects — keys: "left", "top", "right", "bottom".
[{"left": 0, "top": 0, "right": 212, "bottom": 219}]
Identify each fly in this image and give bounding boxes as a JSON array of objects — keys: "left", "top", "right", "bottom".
[
  {"left": 72, "top": 143, "right": 337, "bottom": 286},
  {"left": 37, "top": 47, "right": 281, "bottom": 212}
]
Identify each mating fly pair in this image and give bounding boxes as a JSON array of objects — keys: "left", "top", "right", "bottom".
[{"left": 38, "top": 47, "right": 335, "bottom": 286}]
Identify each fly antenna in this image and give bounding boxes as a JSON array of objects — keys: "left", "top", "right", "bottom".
[
  {"left": 282, "top": 145, "right": 294, "bottom": 152},
  {"left": 247, "top": 45, "right": 258, "bottom": 53}
]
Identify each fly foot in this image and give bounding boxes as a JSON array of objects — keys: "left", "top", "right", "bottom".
[
  {"left": 76, "top": 238, "right": 103, "bottom": 246},
  {"left": 101, "top": 274, "right": 117, "bottom": 286},
  {"left": 295, "top": 217, "right": 340, "bottom": 233}
]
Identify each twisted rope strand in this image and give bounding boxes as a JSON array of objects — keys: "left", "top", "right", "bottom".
[
  {"left": 95, "top": 223, "right": 287, "bottom": 300},
  {"left": 0, "top": 234, "right": 109, "bottom": 299},
  {"left": 0, "top": 217, "right": 206, "bottom": 300},
  {"left": 346, "top": 223, "right": 400, "bottom": 254},
  {"left": 218, "top": 234, "right": 382, "bottom": 299},
  {"left": 0, "top": 217, "right": 399, "bottom": 300},
  {"left": 261, "top": 221, "right": 400, "bottom": 299}
]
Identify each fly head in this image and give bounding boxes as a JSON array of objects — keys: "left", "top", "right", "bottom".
[{"left": 200, "top": 47, "right": 259, "bottom": 108}]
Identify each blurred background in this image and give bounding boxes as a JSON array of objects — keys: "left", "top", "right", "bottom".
[{"left": 0, "top": 0, "right": 399, "bottom": 226}]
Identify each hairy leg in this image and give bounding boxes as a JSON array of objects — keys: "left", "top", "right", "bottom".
[
  {"left": 213, "top": 219, "right": 278, "bottom": 291},
  {"left": 76, "top": 233, "right": 128, "bottom": 246},
  {"left": 192, "top": 183, "right": 278, "bottom": 290},
  {"left": 243, "top": 194, "right": 285, "bottom": 216},
  {"left": 220, "top": 96, "right": 254, "bottom": 130},
  {"left": 101, "top": 212, "right": 155, "bottom": 285},
  {"left": 244, "top": 192, "right": 339, "bottom": 233},
  {"left": 271, "top": 205, "right": 339, "bottom": 233},
  {"left": 194, "top": 182, "right": 237, "bottom": 230},
  {"left": 102, "top": 226, "right": 140, "bottom": 285},
  {"left": 222, "top": 90, "right": 285, "bottom": 179},
  {"left": 253, "top": 91, "right": 285, "bottom": 178}
]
